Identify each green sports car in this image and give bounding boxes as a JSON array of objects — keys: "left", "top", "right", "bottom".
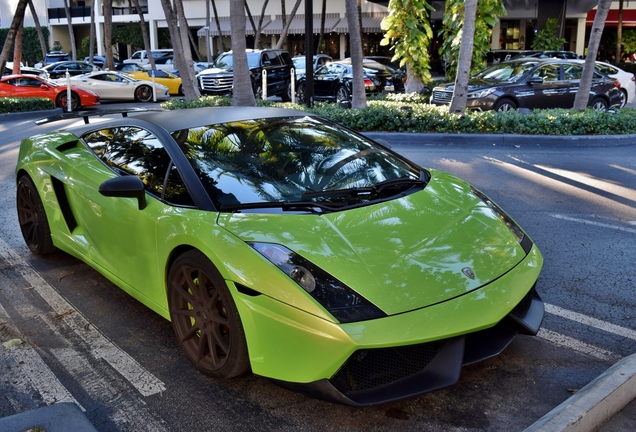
[{"left": 16, "top": 107, "right": 543, "bottom": 406}]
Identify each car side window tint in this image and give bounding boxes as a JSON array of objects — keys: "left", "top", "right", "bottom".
[
  {"left": 563, "top": 64, "right": 583, "bottom": 80},
  {"left": 533, "top": 64, "right": 560, "bottom": 82},
  {"left": 82, "top": 127, "right": 194, "bottom": 206}
]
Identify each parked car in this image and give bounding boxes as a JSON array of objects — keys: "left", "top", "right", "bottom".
[
  {"left": 197, "top": 49, "right": 294, "bottom": 101},
  {"left": 3, "top": 63, "right": 49, "bottom": 78},
  {"left": 84, "top": 55, "right": 123, "bottom": 69},
  {"left": 123, "top": 49, "right": 174, "bottom": 66},
  {"left": 431, "top": 59, "right": 622, "bottom": 111},
  {"left": 363, "top": 56, "right": 406, "bottom": 92},
  {"left": 15, "top": 106, "right": 543, "bottom": 406},
  {"left": 118, "top": 63, "right": 183, "bottom": 95},
  {"left": 510, "top": 50, "right": 580, "bottom": 60},
  {"left": 54, "top": 71, "right": 171, "bottom": 102},
  {"left": 571, "top": 59, "right": 635, "bottom": 108},
  {"left": 141, "top": 57, "right": 211, "bottom": 77},
  {"left": 35, "top": 51, "right": 71, "bottom": 67},
  {"left": 292, "top": 54, "right": 332, "bottom": 81},
  {"left": 0, "top": 74, "right": 99, "bottom": 111},
  {"left": 42, "top": 61, "right": 100, "bottom": 79},
  {"left": 297, "top": 60, "right": 392, "bottom": 103}
]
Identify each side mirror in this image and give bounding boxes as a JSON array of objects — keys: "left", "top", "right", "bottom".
[
  {"left": 527, "top": 77, "right": 544, "bottom": 85},
  {"left": 99, "top": 176, "right": 147, "bottom": 210}
]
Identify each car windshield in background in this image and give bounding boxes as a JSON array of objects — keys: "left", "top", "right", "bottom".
[
  {"left": 171, "top": 116, "right": 424, "bottom": 211},
  {"left": 214, "top": 53, "right": 261, "bottom": 69},
  {"left": 473, "top": 61, "right": 539, "bottom": 82}
]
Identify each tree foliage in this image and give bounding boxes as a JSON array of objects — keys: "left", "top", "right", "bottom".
[
  {"left": 380, "top": 0, "right": 433, "bottom": 91},
  {"left": 439, "top": 0, "right": 506, "bottom": 80},
  {"left": 531, "top": 18, "right": 566, "bottom": 50},
  {"left": 0, "top": 26, "right": 50, "bottom": 65}
]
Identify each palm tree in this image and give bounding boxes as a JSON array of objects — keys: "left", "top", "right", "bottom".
[
  {"left": 345, "top": 0, "right": 366, "bottom": 108},
  {"left": 103, "top": 0, "right": 115, "bottom": 70},
  {"left": 230, "top": 0, "right": 256, "bottom": 106},
  {"left": 62, "top": 0, "right": 77, "bottom": 60},
  {"left": 573, "top": 0, "right": 612, "bottom": 110},
  {"left": 131, "top": 0, "right": 156, "bottom": 71},
  {"left": 274, "top": 0, "right": 303, "bottom": 49},
  {"left": 28, "top": 0, "right": 48, "bottom": 64},
  {"left": 448, "top": 0, "right": 478, "bottom": 114},
  {"left": 0, "top": 0, "right": 28, "bottom": 73},
  {"left": 13, "top": 19, "right": 24, "bottom": 74},
  {"left": 254, "top": 0, "right": 271, "bottom": 49}
]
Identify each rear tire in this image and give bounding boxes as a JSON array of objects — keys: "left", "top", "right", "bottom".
[
  {"left": 16, "top": 175, "right": 57, "bottom": 255},
  {"left": 281, "top": 80, "right": 292, "bottom": 102},
  {"left": 56, "top": 92, "right": 80, "bottom": 111},
  {"left": 336, "top": 86, "right": 349, "bottom": 103},
  {"left": 135, "top": 85, "right": 153, "bottom": 102},
  {"left": 619, "top": 89, "right": 628, "bottom": 108},
  {"left": 589, "top": 97, "right": 608, "bottom": 111}
]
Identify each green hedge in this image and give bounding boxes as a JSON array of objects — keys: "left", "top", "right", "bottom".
[
  {"left": 161, "top": 95, "right": 636, "bottom": 136},
  {"left": 0, "top": 97, "right": 55, "bottom": 114}
]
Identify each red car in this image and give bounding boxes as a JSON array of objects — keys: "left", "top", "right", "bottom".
[{"left": 0, "top": 74, "right": 99, "bottom": 111}]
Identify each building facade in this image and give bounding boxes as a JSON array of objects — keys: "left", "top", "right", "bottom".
[{"left": 2, "top": 0, "right": 633, "bottom": 63}]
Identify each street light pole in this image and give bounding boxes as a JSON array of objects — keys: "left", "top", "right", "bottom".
[{"left": 304, "top": 0, "right": 314, "bottom": 107}]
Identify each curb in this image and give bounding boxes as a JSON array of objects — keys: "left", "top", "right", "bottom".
[
  {"left": 0, "top": 108, "right": 63, "bottom": 120},
  {"left": 363, "top": 132, "right": 636, "bottom": 147},
  {"left": 524, "top": 353, "right": 636, "bottom": 432},
  {"left": 0, "top": 402, "right": 97, "bottom": 432}
]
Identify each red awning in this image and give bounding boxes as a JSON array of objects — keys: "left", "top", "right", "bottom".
[{"left": 587, "top": 9, "right": 636, "bottom": 27}]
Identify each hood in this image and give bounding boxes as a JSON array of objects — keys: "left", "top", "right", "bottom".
[
  {"left": 217, "top": 171, "right": 526, "bottom": 315},
  {"left": 198, "top": 67, "right": 233, "bottom": 76}
]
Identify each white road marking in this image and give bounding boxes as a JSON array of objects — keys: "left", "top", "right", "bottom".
[
  {"left": 545, "top": 304, "right": 636, "bottom": 341},
  {"left": 0, "top": 302, "right": 83, "bottom": 409},
  {"left": 551, "top": 214, "right": 636, "bottom": 234},
  {"left": 0, "top": 238, "right": 166, "bottom": 397},
  {"left": 537, "top": 329, "right": 620, "bottom": 362}
]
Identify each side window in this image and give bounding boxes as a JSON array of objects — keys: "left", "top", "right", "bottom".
[
  {"left": 279, "top": 51, "right": 293, "bottom": 66},
  {"left": 533, "top": 64, "right": 560, "bottom": 82},
  {"left": 563, "top": 64, "right": 583, "bottom": 80},
  {"left": 82, "top": 126, "right": 194, "bottom": 206}
]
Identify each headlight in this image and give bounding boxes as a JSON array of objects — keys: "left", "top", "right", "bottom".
[
  {"left": 467, "top": 87, "right": 496, "bottom": 99},
  {"left": 471, "top": 186, "right": 533, "bottom": 254},
  {"left": 249, "top": 242, "right": 386, "bottom": 323}
]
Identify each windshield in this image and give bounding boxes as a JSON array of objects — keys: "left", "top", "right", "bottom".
[
  {"left": 473, "top": 61, "right": 538, "bottom": 82},
  {"left": 214, "top": 52, "right": 261, "bottom": 69},
  {"left": 172, "top": 116, "right": 424, "bottom": 211},
  {"left": 292, "top": 57, "right": 306, "bottom": 68}
]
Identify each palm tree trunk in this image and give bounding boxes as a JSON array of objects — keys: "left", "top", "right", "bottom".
[
  {"left": 254, "top": 0, "right": 271, "bottom": 49},
  {"left": 62, "top": 0, "right": 77, "bottom": 60},
  {"left": 130, "top": 0, "right": 156, "bottom": 70},
  {"left": 345, "top": 0, "right": 366, "bottom": 108},
  {"left": 104, "top": 0, "right": 115, "bottom": 70},
  {"left": 13, "top": 19, "right": 24, "bottom": 74},
  {"left": 573, "top": 0, "right": 612, "bottom": 110},
  {"left": 212, "top": 0, "right": 226, "bottom": 52},
  {"left": 230, "top": 0, "right": 256, "bottom": 106},
  {"left": 0, "top": 0, "right": 28, "bottom": 73},
  {"left": 174, "top": 0, "right": 201, "bottom": 99},
  {"left": 448, "top": 0, "right": 477, "bottom": 114},
  {"left": 616, "top": 0, "right": 623, "bottom": 62},
  {"left": 274, "top": 0, "right": 302, "bottom": 49},
  {"left": 28, "top": 0, "right": 48, "bottom": 64},
  {"left": 88, "top": 0, "right": 96, "bottom": 63},
  {"left": 316, "top": 0, "right": 326, "bottom": 53}
]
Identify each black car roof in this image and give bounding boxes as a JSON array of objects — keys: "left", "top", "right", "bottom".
[{"left": 65, "top": 107, "right": 313, "bottom": 135}]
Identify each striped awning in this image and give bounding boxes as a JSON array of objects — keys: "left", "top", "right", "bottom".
[
  {"left": 197, "top": 17, "right": 272, "bottom": 37},
  {"left": 333, "top": 12, "right": 388, "bottom": 34},
  {"left": 262, "top": 13, "right": 341, "bottom": 35}
]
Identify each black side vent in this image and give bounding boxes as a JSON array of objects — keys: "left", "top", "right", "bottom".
[
  {"left": 55, "top": 140, "right": 79, "bottom": 153},
  {"left": 51, "top": 177, "right": 78, "bottom": 232},
  {"left": 511, "top": 285, "right": 535, "bottom": 319}
]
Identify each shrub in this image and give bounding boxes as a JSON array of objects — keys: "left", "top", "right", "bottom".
[{"left": 0, "top": 97, "right": 55, "bottom": 114}]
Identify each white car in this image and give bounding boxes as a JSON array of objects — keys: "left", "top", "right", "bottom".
[
  {"left": 55, "top": 71, "right": 171, "bottom": 102},
  {"left": 123, "top": 49, "right": 174, "bottom": 66},
  {"left": 573, "top": 60, "right": 635, "bottom": 107}
]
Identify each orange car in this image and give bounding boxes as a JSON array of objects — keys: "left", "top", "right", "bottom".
[{"left": 0, "top": 74, "right": 99, "bottom": 111}]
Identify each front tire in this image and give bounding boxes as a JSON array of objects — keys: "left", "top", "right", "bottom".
[
  {"left": 168, "top": 250, "right": 249, "bottom": 379},
  {"left": 16, "top": 175, "right": 56, "bottom": 255},
  {"left": 493, "top": 98, "right": 517, "bottom": 112},
  {"left": 281, "top": 80, "right": 292, "bottom": 102},
  {"left": 135, "top": 84, "right": 153, "bottom": 102},
  {"left": 254, "top": 83, "right": 263, "bottom": 100}
]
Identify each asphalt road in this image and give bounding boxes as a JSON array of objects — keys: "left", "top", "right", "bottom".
[{"left": 0, "top": 106, "right": 635, "bottom": 431}]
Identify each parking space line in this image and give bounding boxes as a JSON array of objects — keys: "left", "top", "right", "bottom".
[
  {"left": 0, "top": 238, "right": 166, "bottom": 397},
  {"left": 537, "top": 328, "right": 620, "bottom": 362},
  {"left": 550, "top": 214, "right": 636, "bottom": 234},
  {"left": 546, "top": 303, "right": 636, "bottom": 341}
]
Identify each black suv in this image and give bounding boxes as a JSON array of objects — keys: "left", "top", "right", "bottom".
[{"left": 197, "top": 49, "right": 293, "bottom": 101}]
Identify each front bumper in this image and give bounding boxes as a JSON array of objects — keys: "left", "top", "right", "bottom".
[{"left": 233, "top": 244, "right": 543, "bottom": 405}]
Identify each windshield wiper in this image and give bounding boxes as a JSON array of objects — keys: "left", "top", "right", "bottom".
[
  {"left": 301, "top": 176, "right": 426, "bottom": 200},
  {"left": 219, "top": 200, "right": 346, "bottom": 213}
]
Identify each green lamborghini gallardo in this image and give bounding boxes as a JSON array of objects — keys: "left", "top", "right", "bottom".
[{"left": 16, "top": 107, "right": 543, "bottom": 405}]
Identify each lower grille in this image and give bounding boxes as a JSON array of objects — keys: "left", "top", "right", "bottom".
[
  {"left": 331, "top": 340, "right": 446, "bottom": 393},
  {"left": 511, "top": 285, "right": 536, "bottom": 319},
  {"left": 199, "top": 75, "right": 233, "bottom": 92}
]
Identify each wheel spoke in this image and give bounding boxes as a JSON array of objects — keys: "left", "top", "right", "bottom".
[{"left": 179, "top": 321, "right": 200, "bottom": 343}]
